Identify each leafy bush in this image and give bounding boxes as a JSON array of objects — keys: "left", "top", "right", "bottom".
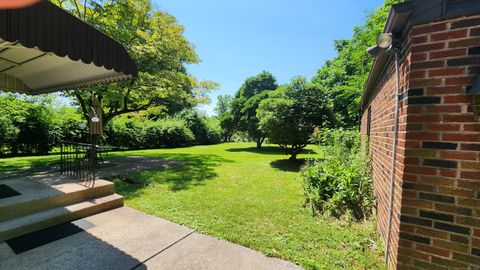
[
  {"left": 301, "top": 129, "right": 373, "bottom": 220},
  {"left": 0, "top": 116, "right": 18, "bottom": 154},
  {"left": 0, "top": 94, "right": 222, "bottom": 156},
  {"left": 178, "top": 110, "right": 221, "bottom": 145},
  {"left": 145, "top": 119, "right": 194, "bottom": 148},
  {"left": 203, "top": 117, "right": 222, "bottom": 144},
  {"left": 104, "top": 117, "right": 146, "bottom": 149},
  {"left": 105, "top": 116, "right": 197, "bottom": 149},
  {"left": 51, "top": 106, "right": 88, "bottom": 144},
  {"left": 311, "top": 127, "right": 360, "bottom": 159},
  {"left": 0, "top": 94, "right": 58, "bottom": 156},
  {"left": 13, "top": 105, "right": 54, "bottom": 155}
]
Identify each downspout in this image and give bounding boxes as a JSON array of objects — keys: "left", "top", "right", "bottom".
[{"left": 384, "top": 50, "right": 401, "bottom": 266}]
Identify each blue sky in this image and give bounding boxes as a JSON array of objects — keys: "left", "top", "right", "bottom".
[{"left": 152, "top": 0, "right": 384, "bottom": 115}]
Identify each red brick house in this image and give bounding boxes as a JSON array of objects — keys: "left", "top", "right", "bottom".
[{"left": 360, "top": 0, "right": 480, "bottom": 269}]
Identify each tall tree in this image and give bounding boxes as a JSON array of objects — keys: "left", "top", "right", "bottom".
[
  {"left": 214, "top": 95, "right": 235, "bottom": 142},
  {"left": 52, "top": 0, "right": 217, "bottom": 138},
  {"left": 312, "top": 0, "right": 403, "bottom": 128},
  {"left": 257, "top": 77, "right": 332, "bottom": 160},
  {"left": 232, "top": 71, "right": 278, "bottom": 148},
  {"left": 214, "top": 95, "right": 233, "bottom": 116}
]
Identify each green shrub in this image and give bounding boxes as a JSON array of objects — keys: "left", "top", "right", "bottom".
[
  {"left": 178, "top": 110, "right": 221, "bottom": 145},
  {"left": 301, "top": 129, "right": 373, "bottom": 220},
  {"left": 145, "top": 119, "right": 194, "bottom": 148},
  {"left": 105, "top": 116, "right": 196, "bottom": 149},
  {"left": 312, "top": 127, "right": 359, "bottom": 153},
  {"left": 51, "top": 106, "right": 88, "bottom": 144},
  {"left": 0, "top": 94, "right": 62, "bottom": 156},
  {"left": 203, "top": 117, "right": 222, "bottom": 144}
]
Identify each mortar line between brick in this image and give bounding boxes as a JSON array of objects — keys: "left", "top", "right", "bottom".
[{"left": 130, "top": 229, "right": 197, "bottom": 270}]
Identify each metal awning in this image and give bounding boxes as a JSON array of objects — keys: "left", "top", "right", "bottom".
[{"left": 0, "top": 1, "right": 137, "bottom": 95}]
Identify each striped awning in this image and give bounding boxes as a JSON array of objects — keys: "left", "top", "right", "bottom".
[{"left": 0, "top": 1, "right": 137, "bottom": 95}]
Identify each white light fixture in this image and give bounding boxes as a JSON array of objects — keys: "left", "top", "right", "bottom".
[
  {"left": 90, "top": 106, "right": 100, "bottom": 123},
  {"left": 377, "top": 33, "right": 394, "bottom": 49}
]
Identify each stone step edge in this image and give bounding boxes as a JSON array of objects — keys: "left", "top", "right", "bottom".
[
  {"left": 0, "top": 193, "right": 124, "bottom": 242},
  {"left": 0, "top": 180, "right": 115, "bottom": 222}
]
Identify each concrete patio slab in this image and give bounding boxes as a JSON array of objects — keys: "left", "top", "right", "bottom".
[
  {"left": 0, "top": 207, "right": 302, "bottom": 270},
  {"left": 136, "top": 231, "right": 302, "bottom": 270}
]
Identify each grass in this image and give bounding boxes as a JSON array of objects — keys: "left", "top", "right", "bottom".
[
  {"left": 0, "top": 154, "right": 59, "bottom": 172},
  {"left": 0, "top": 142, "right": 385, "bottom": 269}
]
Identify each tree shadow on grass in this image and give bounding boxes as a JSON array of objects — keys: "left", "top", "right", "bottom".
[
  {"left": 0, "top": 159, "right": 60, "bottom": 180},
  {"left": 111, "top": 153, "right": 232, "bottom": 199},
  {"left": 269, "top": 158, "right": 307, "bottom": 172},
  {"left": 227, "top": 146, "right": 316, "bottom": 155}
]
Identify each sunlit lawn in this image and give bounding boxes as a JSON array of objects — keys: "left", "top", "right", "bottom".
[{"left": 0, "top": 142, "right": 384, "bottom": 269}]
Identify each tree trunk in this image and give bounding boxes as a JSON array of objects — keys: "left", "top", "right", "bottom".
[
  {"left": 256, "top": 137, "right": 265, "bottom": 149},
  {"left": 289, "top": 152, "right": 297, "bottom": 161}
]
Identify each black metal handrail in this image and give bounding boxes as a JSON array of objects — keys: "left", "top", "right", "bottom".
[{"left": 60, "top": 141, "right": 97, "bottom": 187}]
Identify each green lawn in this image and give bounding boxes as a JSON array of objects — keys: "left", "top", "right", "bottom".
[
  {"left": 0, "top": 142, "right": 384, "bottom": 269},
  {"left": 0, "top": 154, "right": 59, "bottom": 172}
]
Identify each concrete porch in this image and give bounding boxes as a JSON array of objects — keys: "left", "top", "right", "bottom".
[
  {"left": 0, "top": 207, "right": 301, "bottom": 270},
  {"left": 0, "top": 173, "right": 123, "bottom": 242}
]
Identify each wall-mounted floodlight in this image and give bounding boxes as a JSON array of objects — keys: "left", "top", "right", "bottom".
[
  {"left": 367, "top": 33, "right": 397, "bottom": 58},
  {"left": 377, "top": 33, "right": 394, "bottom": 49}
]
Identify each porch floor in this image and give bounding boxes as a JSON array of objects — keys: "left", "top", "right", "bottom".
[
  {"left": 0, "top": 173, "right": 123, "bottom": 242},
  {"left": 0, "top": 206, "right": 301, "bottom": 270},
  {"left": 0, "top": 173, "right": 99, "bottom": 209}
]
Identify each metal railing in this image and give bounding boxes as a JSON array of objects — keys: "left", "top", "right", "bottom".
[{"left": 60, "top": 141, "right": 97, "bottom": 187}]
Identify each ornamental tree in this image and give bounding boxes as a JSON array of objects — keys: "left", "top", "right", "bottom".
[
  {"left": 257, "top": 77, "right": 332, "bottom": 160},
  {"left": 231, "top": 71, "right": 278, "bottom": 148}
]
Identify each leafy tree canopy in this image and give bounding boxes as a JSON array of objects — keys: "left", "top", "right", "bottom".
[
  {"left": 231, "top": 71, "right": 278, "bottom": 148},
  {"left": 214, "top": 95, "right": 233, "bottom": 116},
  {"left": 52, "top": 0, "right": 218, "bottom": 131},
  {"left": 312, "top": 0, "right": 403, "bottom": 128},
  {"left": 214, "top": 95, "right": 235, "bottom": 141}
]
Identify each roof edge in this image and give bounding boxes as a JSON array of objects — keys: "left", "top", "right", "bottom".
[{"left": 360, "top": 2, "right": 413, "bottom": 112}]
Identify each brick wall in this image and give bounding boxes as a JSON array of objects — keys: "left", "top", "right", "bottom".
[
  {"left": 361, "top": 14, "right": 480, "bottom": 269},
  {"left": 360, "top": 40, "right": 411, "bottom": 269}
]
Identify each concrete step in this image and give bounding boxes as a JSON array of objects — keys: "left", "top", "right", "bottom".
[
  {"left": 0, "top": 180, "right": 115, "bottom": 222},
  {"left": 0, "top": 194, "right": 124, "bottom": 242}
]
